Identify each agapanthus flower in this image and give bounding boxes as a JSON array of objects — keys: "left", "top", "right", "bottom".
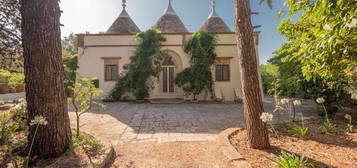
[
  {"left": 316, "top": 97, "right": 325, "bottom": 104},
  {"left": 280, "top": 98, "right": 289, "bottom": 105},
  {"left": 30, "top": 115, "right": 48, "bottom": 126},
  {"left": 345, "top": 114, "right": 352, "bottom": 121},
  {"left": 260, "top": 112, "right": 273, "bottom": 123},
  {"left": 293, "top": 100, "right": 302, "bottom": 106}
]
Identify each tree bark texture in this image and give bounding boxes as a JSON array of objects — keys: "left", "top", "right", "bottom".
[
  {"left": 21, "top": 0, "right": 72, "bottom": 157},
  {"left": 233, "top": 0, "right": 270, "bottom": 149}
]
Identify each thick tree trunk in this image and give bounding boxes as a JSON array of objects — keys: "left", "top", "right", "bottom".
[
  {"left": 233, "top": 0, "right": 270, "bottom": 149},
  {"left": 21, "top": 0, "right": 72, "bottom": 157}
]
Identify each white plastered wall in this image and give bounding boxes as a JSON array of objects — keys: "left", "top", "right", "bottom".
[{"left": 77, "top": 33, "right": 261, "bottom": 101}]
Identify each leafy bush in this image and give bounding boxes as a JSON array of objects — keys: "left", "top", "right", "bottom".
[
  {"left": 259, "top": 64, "right": 279, "bottom": 95},
  {"left": 63, "top": 50, "right": 78, "bottom": 94},
  {"left": 289, "top": 126, "right": 308, "bottom": 138},
  {"left": 320, "top": 121, "right": 335, "bottom": 133},
  {"left": 0, "top": 117, "right": 16, "bottom": 145},
  {"left": 0, "top": 69, "right": 11, "bottom": 86},
  {"left": 8, "top": 73, "right": 24, "bottom": 89},
  {"left": 175, "top": 31, "right": 217, "bottom": 100},
  {"left": 269, "top": 151, "right": 314, "bottom": 168},
  {"left": 73, "top": 131, "right": 103, "bottom": 155},
  {"left": 106, "top": 28, "right": 166, "bottom": 101}
]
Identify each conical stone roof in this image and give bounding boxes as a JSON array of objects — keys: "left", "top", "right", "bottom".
[
  {"left": 154, "top": 0, "right": 188, "bottom": 33},
  {"left": 106, "top": 3, "right": 140, "bottom": 34},
  {"left": 200, "top": 1, "right": 231, "bottom": 33}
]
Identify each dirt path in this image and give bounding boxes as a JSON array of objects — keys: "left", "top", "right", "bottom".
[{"left": 112, "top": 141, "right": 231, "bottom": 168}]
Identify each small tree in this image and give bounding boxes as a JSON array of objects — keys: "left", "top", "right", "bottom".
[
  {"left": 68, "top": 78, "right": 105, "bottom": 137},
  {"left": 175, "top": 31, "right": 217, "bottom": 100}
]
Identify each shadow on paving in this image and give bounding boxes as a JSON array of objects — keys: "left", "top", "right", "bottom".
[{"left": 71, "top": 96, "right": 318, "bottom": 137}]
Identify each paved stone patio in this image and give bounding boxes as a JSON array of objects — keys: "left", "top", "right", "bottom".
[
  {"left": 68, "top": 97, "right": 318, "bottom": 145},
  {"left": 0, "top": 93, "right": 318, "bottom": 145}
]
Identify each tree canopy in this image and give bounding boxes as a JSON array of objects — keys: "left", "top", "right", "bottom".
[
  {"left": 0, "top": 0, "right": 22, "bottom": 72},
  {"left": 277, "top": 0, "right": 356, "bottom": 81}
]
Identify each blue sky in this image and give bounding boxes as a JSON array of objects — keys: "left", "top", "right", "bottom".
[{"left": 60, "top": 0, "right": 286, "bottom": 64}]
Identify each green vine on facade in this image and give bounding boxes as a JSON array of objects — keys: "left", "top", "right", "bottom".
[
  {"left": 175, "top": 31, "right": 217, "bottom": 100},
  {"left": 105, "top": 28, "right": 166, "bottom": 101}
]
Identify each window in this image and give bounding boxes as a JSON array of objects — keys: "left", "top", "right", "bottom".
[
  {"left": 105, "top": 64, "right": 118, "bottom": 81},
  {"left": 216, "top": 64, "right": 230, "bottom": 81}
]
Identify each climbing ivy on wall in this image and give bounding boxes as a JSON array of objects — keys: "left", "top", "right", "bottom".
[
  {"left": 105, "top": 28, "right": 166, "bottom": 101},
  {"left": 175, "top": 30, "right": 217, "bottom": 100}
]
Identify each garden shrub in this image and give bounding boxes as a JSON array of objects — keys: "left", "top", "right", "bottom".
[
  {"left": 63, "top": 50, "right": 78, "bottom": 95},
  {"left": 8, "top": 72, "right": 25, "bottom": 92},
  {"left": 72, "top": 131, "right": 103, "bottom": 155},
  {"left": 175, "top": 31, "right": 217, "bottom": 100},
  {"left": 0, "top": 69, "right": 11, "bottom": 86},
  {"left": 269, "top": 151, "right": 315, "bottom": 168},
  {"left": 106, "top": 28, "right": 166, "bottom": 101},
  {"left": 259, "top": 64, "right": 279, "bottom": 95}
]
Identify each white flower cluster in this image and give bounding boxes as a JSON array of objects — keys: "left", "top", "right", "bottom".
[
  {"left": 280, "top": 98, "right": 289, "bottom": 105},
  {"left": 345, "top": 114, "right": 352, "bottom": 121},
  {"left": 260, "top": 112, "right": 273, "bottom": 123},
  {"left": 293, "top": 100, "right": 301, "bottom": 106},
  {"left": 316, "top": 97, "right": 325, "bottom": 104},
  {"left": 30, "top": 115, "right": 48, "bottom": 126}
]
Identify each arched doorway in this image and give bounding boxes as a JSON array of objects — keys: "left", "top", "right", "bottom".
[{"left": 161, "top": 55, "right": 175, "bottom": 93}]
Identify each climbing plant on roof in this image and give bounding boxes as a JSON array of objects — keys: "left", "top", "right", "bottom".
[
  {"left": 105, "top": 28, "right": 166, "bottom": 101},
  {"left": 175, "top": 30, "right": 217, "bottom": 101}
]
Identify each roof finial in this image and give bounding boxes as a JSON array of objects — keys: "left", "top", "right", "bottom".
[
  {"left": 122, "top": 0, "right": 126, "bottom": 9},
  {"left": 209, "top": 0, "right": 218, "bottom": 17},
  {"left": 119, "top": 0, "right": 129, "bottom": 17},
  {"left": 164, "top": 0, "right": 176, "bottom": 15},
  {"left": 212, "top": 0, "right": 216, "bottom": 11}
]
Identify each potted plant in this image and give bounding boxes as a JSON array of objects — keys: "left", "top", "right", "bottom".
[{"left": 0, "top": 69, "right": 11, "bottom": 94}]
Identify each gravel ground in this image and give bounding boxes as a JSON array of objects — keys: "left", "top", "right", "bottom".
[{"left": 112, "top": 141, "right": 231, "bottom": 168}]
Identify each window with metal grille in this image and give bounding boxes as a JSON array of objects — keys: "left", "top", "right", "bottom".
[
  {"left": 216, "top": 64, "right": 230, "bottom": 81},
  {"left": 104, "top": 64, "right": 118, "bottom": 81}
]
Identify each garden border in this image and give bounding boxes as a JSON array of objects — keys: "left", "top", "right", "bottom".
[{"left": 218, "top": 128, "right": 251, "bottom": 168}]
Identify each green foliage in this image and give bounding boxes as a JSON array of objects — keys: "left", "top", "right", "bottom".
[
  {"left": 0, "top": 103, "right": 27, "bottom": 145},
  {"left": 63, "top": 50, "right": 78, "bottom": 94},
  {"left": 106, "top": 28, "right": 166, "bottom": 101},
  {"left": 0, "top": 69, "right": 11, "bottom": 86},
  {"left": 72, "top": 131, "right": 103, "bottom": 155},
  {"left": 68, "top": 78, "right": 105, "bottom": 136},
  {"left": 344, "top": 114, "right": 355, "bottom": 133},
  {"left": 278, "top": 0, "right": 356, "bottom": 81},
  {"left": 259, "top": 64, "right": 279, "bottom": 95},
  {"left": 62, "top": 33, "right": 78, "bottom": 54},
  {"left": 8, "top": 72, "right": 24, "bottom": 89},
  {"left": 269, "top": 151, "right": 315, "bottom": 168},
  {"left": 289, "top": 126, "right": 308, "bottom": 138},
  {"left": 345, "top": 124, "right": 355, "bottom": 133},
  {"left": 175, "top": 31, "right": 217, "bottom": 100},
  {"left": 0, "top": 117, "right": 16, "bottom": 145},
  {"left": 320, "top": 121, "right": 335, "bottom": 133},
  {"left": 274, "top": 0, "right": 356, "bottom": 104},
  {"left": 270, "top": 43, "right": 352, "bottom": 106}
]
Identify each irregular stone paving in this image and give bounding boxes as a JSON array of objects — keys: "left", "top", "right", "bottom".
[{"left": 68, "top": 97, "right": 318, "bottom": 145}]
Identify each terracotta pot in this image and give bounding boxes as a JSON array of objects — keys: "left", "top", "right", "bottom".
[{"left": 0, "top": 85, "right": 9, "bottom": 94}]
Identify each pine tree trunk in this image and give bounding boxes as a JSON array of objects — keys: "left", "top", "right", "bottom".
[
  {"left": 233, "top": 0, "right": 270, "bottom": 149},
  {"left": 21, "top": 0, "right": 72, "bottom": 157}
]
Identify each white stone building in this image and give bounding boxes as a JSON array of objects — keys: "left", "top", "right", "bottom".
[{"left": 77, "top": 0, "right": 261, "bottom": 101}]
